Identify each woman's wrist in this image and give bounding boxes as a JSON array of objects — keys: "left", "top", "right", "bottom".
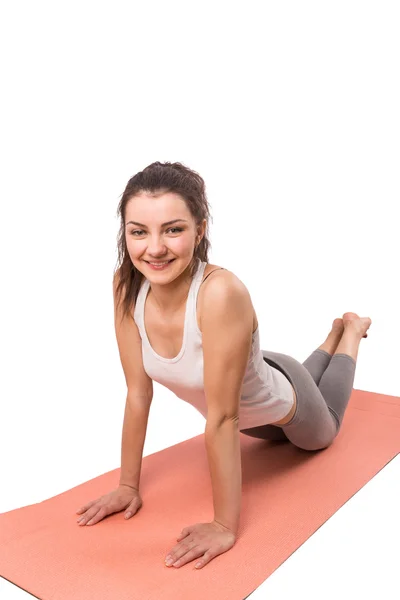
[{"left": 119, "top": 482, "right": 139, "bottom": 492}]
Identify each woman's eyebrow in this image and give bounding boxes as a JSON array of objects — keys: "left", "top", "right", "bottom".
[{"left": 126, "top": 219, "right": 188, "bottom": 227}]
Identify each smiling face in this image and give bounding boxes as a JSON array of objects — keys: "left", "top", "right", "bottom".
[{"left": 125, "top": 191, "right": 205, "bottom": 280}]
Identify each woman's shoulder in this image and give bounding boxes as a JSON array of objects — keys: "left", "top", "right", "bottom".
[
  {"left": 201, "top": 262, "right": 255, "bottom": 312},
  {"left": 202, "top": 262, "right": 248, "bottom": 293},
  {"left": 200, "top": 262, "right": 257, "bottom": 333}
]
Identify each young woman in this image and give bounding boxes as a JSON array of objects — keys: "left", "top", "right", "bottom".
[{"left": 76, "top": 161, "right": 371, "bottom": 570}]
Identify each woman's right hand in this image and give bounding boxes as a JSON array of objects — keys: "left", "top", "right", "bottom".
[{"left": 76, "top": 485, "right": 143, "bottom": 526}]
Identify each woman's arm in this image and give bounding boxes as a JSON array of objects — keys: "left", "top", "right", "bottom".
[
  {"left": 205, "top": 419, "right": 242, "bottom": 534},
  {"left": 201, "top": 272, "right": 254, "bottom": 535},
  {"left": 119, "top": 397, "right": 152, "bottom": 490},
  {"left": 113, "top": 270, "right": 154, "bottom": 490}
]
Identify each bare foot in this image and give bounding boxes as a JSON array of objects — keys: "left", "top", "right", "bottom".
[
  {"left": 331, "top": 318, "right": 344, "bottom": 335},
  {"left": 342, "top": 312, "right": 371, "bottom": 338}
]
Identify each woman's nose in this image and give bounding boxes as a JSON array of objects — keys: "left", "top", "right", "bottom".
[{"left": 147, "top": 239, "right": 168, "bottom": 253}]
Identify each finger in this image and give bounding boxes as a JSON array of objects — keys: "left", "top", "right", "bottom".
[
  {"left": 194, "top": 549, "right": 215, "bottom": 569},
  {"left": 177, "top": 527, "right": 191, "bottom": 541},
  {"left": 86, "top": 507, "right": 108, "bottom": 525},
  {"left": 167, "top": 538, "right": 194, "bottom": 559},
  {"left": 172, "top": 547, "right": 202, "bottom": 568},
  {"left": 167, "top": 541, "right": 198, "bottom": 565},
  {"left": 77, "top": 506, "right": 105, "bottom": 525},
  {"left": 76, "top": 500, "right": 97, "bottom": 514}
]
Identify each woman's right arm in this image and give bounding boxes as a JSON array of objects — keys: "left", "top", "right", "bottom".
[
  {"left": 119, "top": 397, "right": 152, "bottom": 490},
  {"left": 113, "top": 270, "right": 154, "bottom": 492}
]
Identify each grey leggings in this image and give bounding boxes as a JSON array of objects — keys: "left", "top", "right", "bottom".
[{"left": 240, "top": 349, "right": 357, "bottom": 451}]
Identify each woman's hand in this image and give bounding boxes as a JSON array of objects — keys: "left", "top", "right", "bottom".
[
  {"left": 164, "top": 520, "right": 236, "bottom": 570},
  {"left": 76, "top": 485, "right": 142, "bottom": 526}
]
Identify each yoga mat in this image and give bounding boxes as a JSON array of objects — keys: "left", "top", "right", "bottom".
[{"left": 1, "top": 388, "right": 399, "bottom": 600}]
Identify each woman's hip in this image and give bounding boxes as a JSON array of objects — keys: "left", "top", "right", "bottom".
[
  {"left": 261, "top": 350, "right": 310, "bottom": 402},
  {"left": 255, "top": 349, "right": 338, "bottom": 449},
  {"left": 260, "top": 349, "right": 336, "bottom": 429}
]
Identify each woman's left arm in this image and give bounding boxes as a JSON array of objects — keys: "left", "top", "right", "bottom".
[
  {"left": 201, "top": 272, "right": 255, "bottom": 535},
  {"left": 205, "top": 420, "right": 242, "bottom": 534}
]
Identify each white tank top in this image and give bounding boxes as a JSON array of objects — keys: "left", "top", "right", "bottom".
[{"left": 133, "top": 259, "right": 294, "bottom": 429}]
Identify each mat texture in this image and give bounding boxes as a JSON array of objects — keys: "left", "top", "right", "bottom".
[{"left": 1, "top": 388, "right": 399, "bottom": 600}]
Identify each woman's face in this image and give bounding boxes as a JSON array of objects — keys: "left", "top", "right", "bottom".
[{"left": 125, "top": 191, "right": 204, "bottom": 279}]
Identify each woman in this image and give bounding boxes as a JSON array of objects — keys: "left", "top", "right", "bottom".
[{"left": 76, "top": 161, "right": 371, "bottom": 570}]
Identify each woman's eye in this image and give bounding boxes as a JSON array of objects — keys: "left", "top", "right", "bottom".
[{"left": 131, "top": 227, "right": 183, "bottom": 236}]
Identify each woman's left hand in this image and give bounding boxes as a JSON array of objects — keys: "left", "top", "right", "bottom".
[{"left": 164, "top": 520, "right": 236, "bottom": 570}]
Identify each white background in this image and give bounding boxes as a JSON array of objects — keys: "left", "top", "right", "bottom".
[{"left": 0, "top": 1, "right": 399, "bottom": 598}]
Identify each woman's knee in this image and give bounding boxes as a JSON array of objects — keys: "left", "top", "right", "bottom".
[
  {"left": 287, "top": 429, "right": 337, "bottom": 451},
  {"left": 300, "top": 439, "right": 334, "bottom": 452},
  {"left": 240, "top": 424, "right": 289, "bottom": 441}
]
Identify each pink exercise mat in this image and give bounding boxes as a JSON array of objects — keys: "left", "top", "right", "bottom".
[{"left": 0, "top": 388, "right": 399, "bottom": 600}]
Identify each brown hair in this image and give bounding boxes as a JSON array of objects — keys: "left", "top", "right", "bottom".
[{"left": 113, "top": 161, "right": 213, "bottom": 324}]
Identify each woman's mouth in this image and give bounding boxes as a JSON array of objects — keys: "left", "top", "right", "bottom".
[{"left": 145, "top": 259, "right": 175, "bottom": 270}]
